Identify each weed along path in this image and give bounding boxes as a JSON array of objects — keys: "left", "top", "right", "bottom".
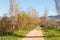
[{"left": 22, "top": 27, "right": 44, "bottom": 40}]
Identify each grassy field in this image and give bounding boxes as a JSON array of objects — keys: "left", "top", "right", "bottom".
[
  {"left": 0, "top": 30, "right": 29, "bottom": 40},
  {"left": 42, "top": 27, "right": 60, "bottom": 40},
  {"left": 0, "top": 26, "right": 37, "bottom": 40},
  {"left": 0, "top": 29, "right": 33, "bottom": 40}
]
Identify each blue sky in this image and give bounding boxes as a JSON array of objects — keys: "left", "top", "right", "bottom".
[{"left": 0, "top": 0, "right": 58, "bottom": 17}]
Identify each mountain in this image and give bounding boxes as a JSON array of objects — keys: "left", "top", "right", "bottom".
[{"left": 48, "top": 15, "right": 60, "bottom": 21}]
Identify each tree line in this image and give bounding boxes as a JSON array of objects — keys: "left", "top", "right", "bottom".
[{"left": 0, "top": 8, "right": 40, "bottom": 34}]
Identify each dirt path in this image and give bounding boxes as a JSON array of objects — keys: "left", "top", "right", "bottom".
[{"left": 22, "top": 27, "right": 44, "bottom": 40}]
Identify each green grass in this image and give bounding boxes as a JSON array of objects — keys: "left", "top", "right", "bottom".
[
  {"left": 0, "top": 29, "right": 33, "bottom": 40},
  {"left": 0, "top": 36, "right": 19, "bottom": 40},
  {"left": 0, "top": 26, "right": 36, "bottom": 40},
  {"left": 42, "top": 27, "right": 60, "bottom": 40}
]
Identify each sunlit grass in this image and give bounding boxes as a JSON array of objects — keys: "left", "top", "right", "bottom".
[
  {"left": 42, "top": 27, "right": 60, "bottom": 40},
  {"left": 0, "top": 26, "right": 36, "bottom": 40}
]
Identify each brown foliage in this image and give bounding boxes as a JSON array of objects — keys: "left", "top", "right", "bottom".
[
  {"left": 0, "top": 0, "right": 40, "bottom": 33},
  {"left": 0, "top": 16, "right": 13, "bottom": 34}
]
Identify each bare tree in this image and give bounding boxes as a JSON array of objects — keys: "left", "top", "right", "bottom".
[
  {"left": 10, "top": 0, "right": 15, "bottom": 16},
  {"left": 40, "top": 8, "right": 48, "bottom": 27},
  {"left": 54, "top": 0, "right": 60, "bottom": 15},
  {"left": 31, "top": 8, "right": 40, "bottom": 25},
  {"left": 12, "top": 5, "right": 19, "bottom": 31},
  {"left": 10, "top": 0, "right": 19, "bottom": 31},
  {"left": 43, "top": 8, "right": 48, "bottom": 21}
]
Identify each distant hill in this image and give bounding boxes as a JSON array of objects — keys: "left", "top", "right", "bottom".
[
  {"left": 40, "top": 15, "right": 60, "bottom": 21},
  {"left": 48, "top": 15, "right": 60, "bottom": 21}
]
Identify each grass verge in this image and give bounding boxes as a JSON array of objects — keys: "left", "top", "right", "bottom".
[
  {"left": 0, "top": 26, "right": 37, "bottom": 40},
  {"left": 42, "top": 27, "right": 60, "bottom": 40},
  {"left": 0, "top": 30, "right": 32, "bottom": 40}
]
